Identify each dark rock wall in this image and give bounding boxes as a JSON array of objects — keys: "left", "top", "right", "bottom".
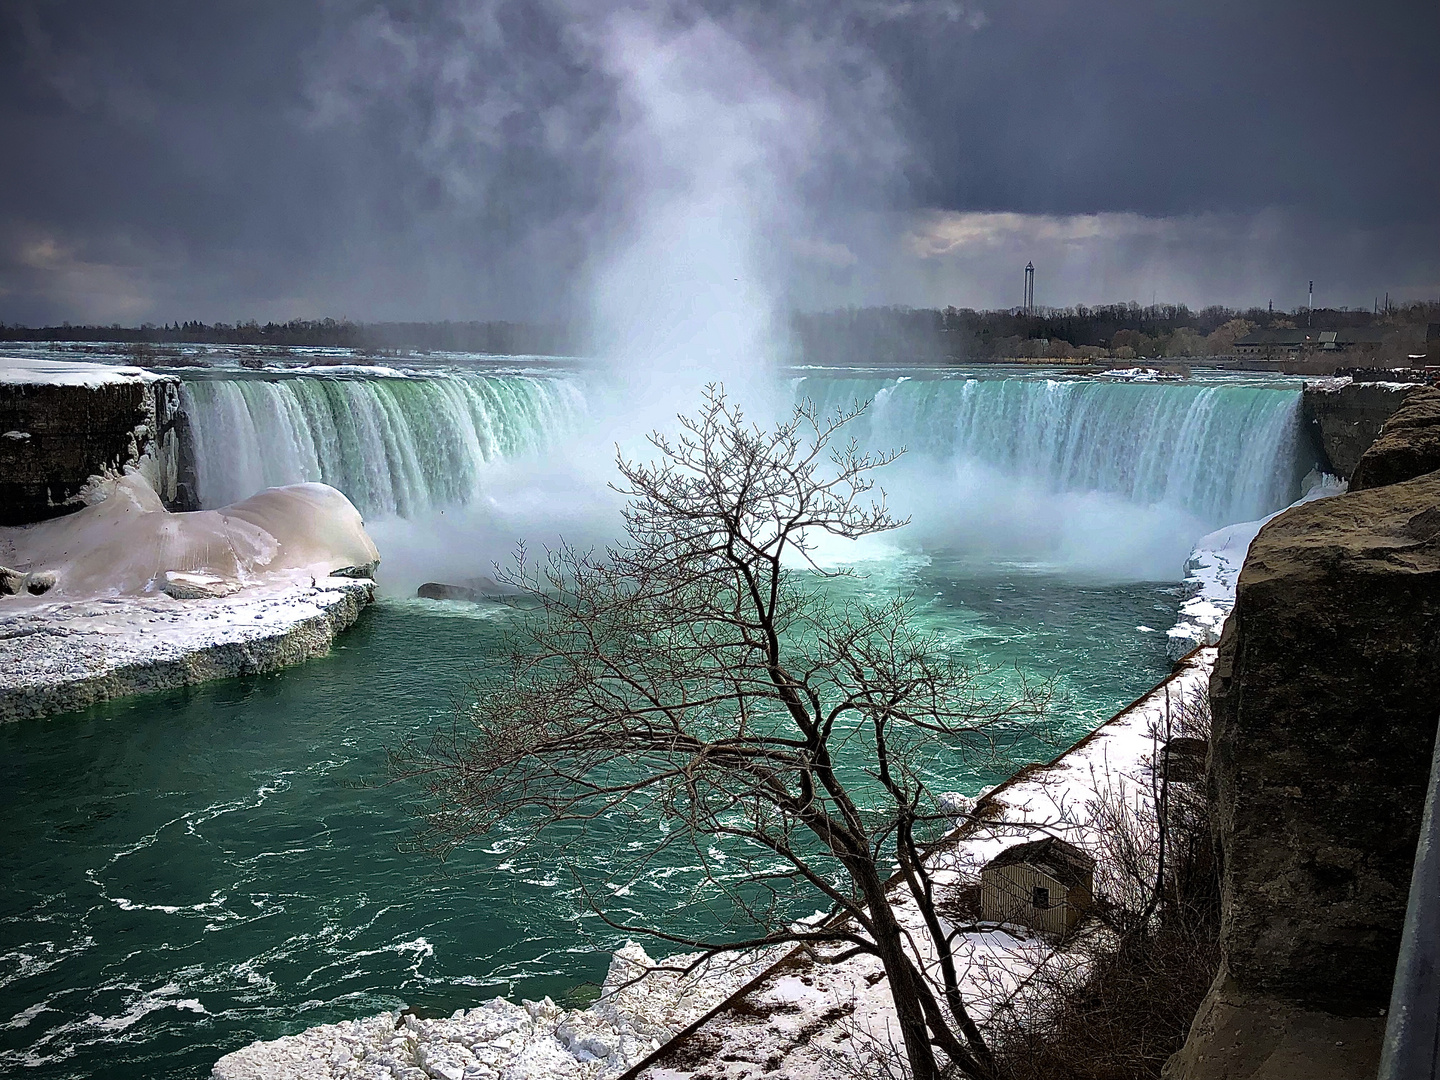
[
  {"left": 1350, "top": 387, "right": 1440, "bottom": 492},
  {"left": 1209, "top": 475, "right": 1440, "bottom": 1010},
  {"left": 0, "top": 376, "right": 192, "bottom": 524},
  {"left": 1301, "top": 381, "right": 1414, "bottom": 478}
]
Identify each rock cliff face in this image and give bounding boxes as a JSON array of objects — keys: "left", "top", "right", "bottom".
[
  {"left": 0, "top": 361, "right": 194, "bottom": 524},
  {"left": 1301, "top": 380, "right": 1414, "bottom": 478},
  {"left": 1350, "top": 386, "right": 1440, "bottom": 491},
  {"left": 1210, "top": 477, "right": 1440, "bottom": 1008},
  {"left": 1168, "top": 399, "right": 1440, "bottom": 1078}
]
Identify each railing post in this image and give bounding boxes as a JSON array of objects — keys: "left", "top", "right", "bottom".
[{"left": 1379, "top": 714, "right": 1440, "bottom": 1080}]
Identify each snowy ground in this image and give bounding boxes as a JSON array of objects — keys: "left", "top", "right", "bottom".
[
  {"left": 0, "top": 576, "right": 374, "bottom": 722},
  {"left": 1165, "top": 518, "right": 1266, "bottom": 659},
  {"left": 0, "top": 355, "right": 169, "bottom": 387},
  {"left": 213, "top": 646, "right": 1216, "bottom": 1080},
  {"left": 1165, "top": 477, "right": 1344, "bottom": 659}
]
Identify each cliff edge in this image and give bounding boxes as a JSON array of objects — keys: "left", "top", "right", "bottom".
[
  {"left": 1301, "top": 378, "right": 1415, "bottom": 479},
  {"left": 1168, "top": 386, "right": 1440, "bottom": 1078},
  {"left": 0, "top": 355, "right": 195, "bottom": 523}
]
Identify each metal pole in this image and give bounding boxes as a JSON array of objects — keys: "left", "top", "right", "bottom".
[{"left": 1379, "top": 714, "right": 1440, "bottom": 1080}]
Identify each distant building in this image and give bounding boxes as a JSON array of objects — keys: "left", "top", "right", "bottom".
[
  {"left": 980, "top": 836, "right": 1094, "bottom": 936},
  {"left": 1233, "top": 327, "right": 1387, "bottom": 358}
]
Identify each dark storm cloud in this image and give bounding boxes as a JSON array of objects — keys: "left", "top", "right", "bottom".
[{"left": 0, "top": 0, "right": 1434, "bottom": 325}]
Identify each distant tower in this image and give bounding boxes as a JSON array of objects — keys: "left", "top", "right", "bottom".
[
  {"left": 1024, "top": 262, "right": 1035, "bottom": 315},
  {"left": 1308, "top": 280, "right": 1314, "bottom": 326}
]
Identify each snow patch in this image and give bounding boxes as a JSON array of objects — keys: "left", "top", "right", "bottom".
[
  {"left": 1166, "top": 476, "right": 1346, "bottom": 659},
  {"left": 0, "top": 355, "right": 168, "bottom": 387},
  {"left": 211, "top": 944, "right": 776, "bottom": 1080}
]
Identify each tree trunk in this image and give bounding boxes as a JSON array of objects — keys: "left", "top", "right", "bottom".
[{"left": 856, "top": 866, "right": 943, "bottom": 1080}]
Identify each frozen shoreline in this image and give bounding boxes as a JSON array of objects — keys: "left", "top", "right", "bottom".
[
  {"left": 1165, "top": 477, "right": 1345, "bottom": 659},
  {"left": 0, "top": 576, "right": 375, "bottom": 723}
]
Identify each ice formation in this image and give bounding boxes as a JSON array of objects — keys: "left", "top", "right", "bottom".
[
  {"left": 1166, "top": 475, "right": 1346, "bottom": 659},
  {"left": 0, "top": 355, "right": 169, "bottom": 388},
  {"left": 0, "top": 473, "right": 378, "bottom": 599},
  {"left": 211, "top": 944, "right": 777, "bottom": 1080},
  {"left": 0, "top": 472, "right": 380, "bottom": 721}
]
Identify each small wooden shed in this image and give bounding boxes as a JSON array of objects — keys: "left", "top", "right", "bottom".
[{"left": 980, "top": 837, "right": 1095, "bottom": 936}]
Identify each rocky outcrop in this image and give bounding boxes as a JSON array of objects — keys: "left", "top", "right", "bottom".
[
  {"left": 1301, "top": 380, "right": 1415, "bottom": 478},
  {"left": 1167, "top": 470, "right": 1440, "bottom": 1078},
  {"left": 1350, "top": 386, "right": 1440, "bottom": 491},
  {"left": 0, "top": 358, "right": 196, "bottom": 524}
]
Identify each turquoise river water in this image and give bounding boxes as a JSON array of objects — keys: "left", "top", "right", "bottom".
[{"left": 0, "top": 353, "right": 1316, "bottom": 1078}]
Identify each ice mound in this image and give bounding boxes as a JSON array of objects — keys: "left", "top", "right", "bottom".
[
  {"left": 211, "top": 943, "right": 775, "bottom": 1080},
  {"left": 0, "top": 473, "right": 379, "bottom": 600}
]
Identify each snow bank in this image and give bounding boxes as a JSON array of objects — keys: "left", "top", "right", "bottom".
[
  {"left": 0, "top": 473, "right": 378, "bottom": 599},
  {"left": 1166, "top": 476, "right": 1346, "bottom": 659},
  {"left": 1165, "top": 517, "right": 1266, "bottom": 659},
  {"left": 0, "top": 355, "right": 168, "bottom": 387},
  {"left": 0, "top": 576, "right": 373, "bottom": 722},
  {"left": 211, "top": 944, "right": 777, "bottom": 1080}
]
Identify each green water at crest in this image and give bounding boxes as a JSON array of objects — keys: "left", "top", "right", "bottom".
[{"left": 0, "top": 566, "right": 1176, "bottom": 1079}]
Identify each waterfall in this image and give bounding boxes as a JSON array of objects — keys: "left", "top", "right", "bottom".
[
  {"left": 796, "top": 375, "right": 1312, "bottom": 528},
  {"left": 179, "top": 372, "right": 585, "bottom": 516},
  {"left": 178, "top": 369, "right": 1313, "bottom": 570}
]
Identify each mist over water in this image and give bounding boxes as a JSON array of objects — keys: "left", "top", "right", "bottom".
[
  {"left": 797, "top": 373, "right": 1313, "bottom": 578},
  {"left": 177, "top": 363, "right": 1314, "bottom": 590}
]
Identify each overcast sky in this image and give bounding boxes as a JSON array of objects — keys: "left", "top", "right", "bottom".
[{"left": 1, "top": 0, "right": 1435, "bottom": 328}]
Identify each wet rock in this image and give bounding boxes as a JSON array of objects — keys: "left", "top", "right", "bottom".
[
  {"left": 1350, "top": 386, "right": 1440, "bottom": 491},
  {"left": 1301, "top": 380, "right": 1415, "bottom": 479},
  {"left": 0, "top": 362, "right": 189, "bottom": 523},
  {"left": 330, "top": 562, "right": 378, "bottom": 579},
  {"left": 23, "top": 570, "right": 56, "bottom": 595},
  {"left": 417, "top": 581, "right": 480, "bottom": 603},
  {"left": 417, "top": 576, "right": 519, "bottom": 603}
]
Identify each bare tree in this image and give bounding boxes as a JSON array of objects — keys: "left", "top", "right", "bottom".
[{"left": 398, "top": 386, "right": 1039, "bottom": 1080}]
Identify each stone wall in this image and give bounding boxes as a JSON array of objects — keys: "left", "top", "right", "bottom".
[
  {"left": 1350, "top": 387, "right": 1440, "bottom": 492},
  {"left": 0, "top": 372, "right": 195, "bottom": 524}
]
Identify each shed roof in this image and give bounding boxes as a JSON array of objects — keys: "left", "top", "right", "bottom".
[{"left": 983, "top": 837, "right": 1095, "bottom": 888}]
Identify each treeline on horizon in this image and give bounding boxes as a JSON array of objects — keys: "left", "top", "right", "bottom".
[
  {"left": 0, "top": 318, "right": 577, "bottom": 356},
  {"left": 1, "top": 301, "right": 1435, "bottom": 362}
]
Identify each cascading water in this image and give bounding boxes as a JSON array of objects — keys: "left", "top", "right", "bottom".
[
  {"left": 179, "top": 373, "right": 586, "bottom": 516},
  {"left": 181, "top": 369, "right": 1310, "bottom": 533},
  {"left": 176, "top": 368, "right": 1313, "bottom": 584},
  {"left": 796, "top": 374, "right": 1311, "bottom": 530}
]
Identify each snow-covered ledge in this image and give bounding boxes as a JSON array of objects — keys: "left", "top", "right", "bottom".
[{"left": 0, "top": 472, "right": 379, "bottom": 722}]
